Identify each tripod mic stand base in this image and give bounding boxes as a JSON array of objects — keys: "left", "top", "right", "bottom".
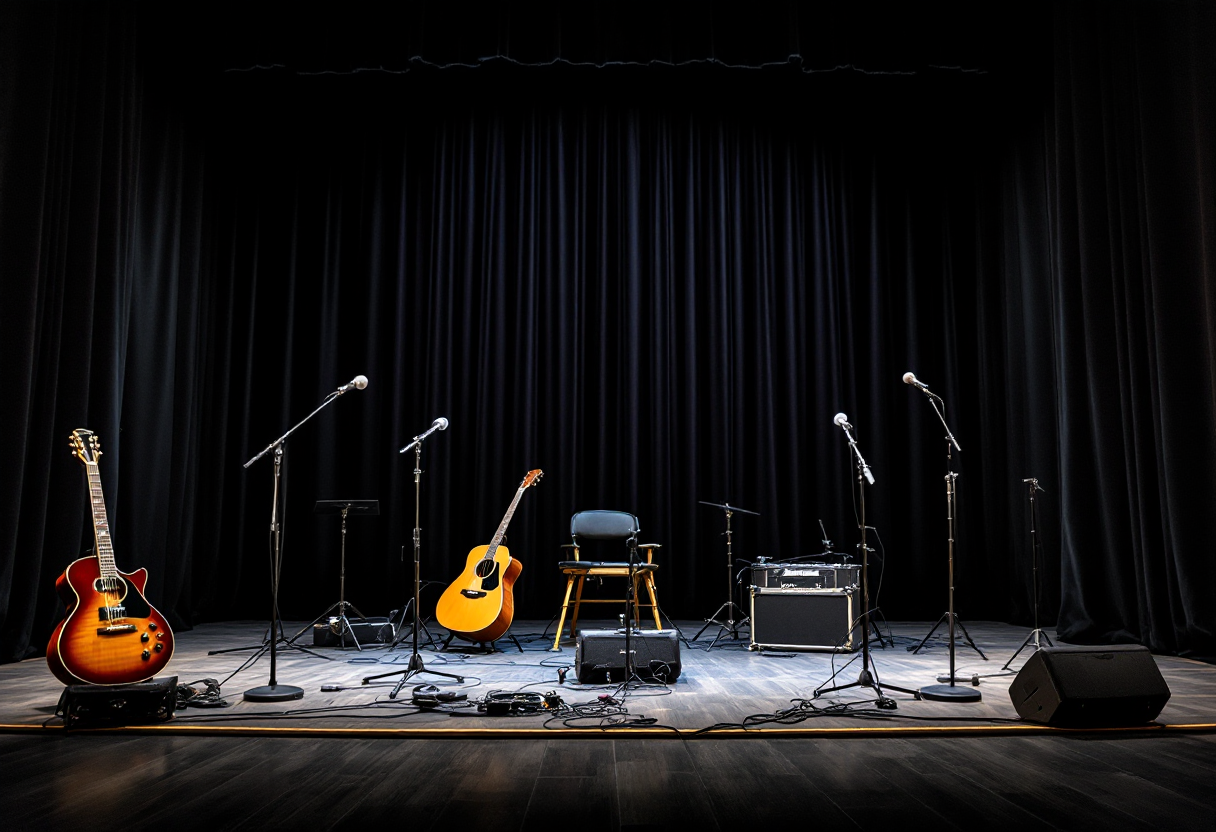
[
  {"left": 919, "top": 683, "right": 981, "bottom": 703},
  {"left": 243, "top": 683, "right": 305, "bottom": 702}
]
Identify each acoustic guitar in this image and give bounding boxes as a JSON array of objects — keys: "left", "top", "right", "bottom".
[
  {"left": 46, "top": 429, "right": 175, "bottom": 686},
  {"left": 435, "top": 469, "right": 542, "bottom": 643}
]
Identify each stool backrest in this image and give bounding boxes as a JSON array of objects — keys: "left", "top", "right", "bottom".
[{"left": 570, "top": 510, "right": 639, "bottom": 544}]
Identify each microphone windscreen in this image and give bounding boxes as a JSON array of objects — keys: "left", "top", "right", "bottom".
[
  {"left": 902, "top": 372, "right": 916, "bottom": 385},
  {"left": 833, "top": 412, "right": 849, "bottom": 426},
  {"left": 353, "top": 375, "right": 369, "bottom": 390}
]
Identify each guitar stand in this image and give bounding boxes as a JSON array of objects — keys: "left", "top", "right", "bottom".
[
  {"left": 287, "top": 500, "right": 379, "bottom": 651},
  {"left": 439, "top": 631, "right": 524, "bottom": 654},
  {"left": 692, "top": 500, "right": 759, "bottom": 650}
]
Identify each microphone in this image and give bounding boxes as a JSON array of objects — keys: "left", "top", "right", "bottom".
[
  {"left": 833, "top": 412, "right": 874, "bottom": 484},
  {"left": 336, "top": 375, "right": 369, "bottom": 394},
  {"left": 399, "top": 417, "right": 449, "bottom": 453},
  {"left": 902, "top": 372, "right": 931, "bottom": 392}
]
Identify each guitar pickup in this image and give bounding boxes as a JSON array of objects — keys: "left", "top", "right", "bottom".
[
  {"left": 98, "top": 606, "right": 127, "bottom": 621},
  {"left": 97, "top": 624, "right": 138, "bottom": 634},
  {"left": 460, "top": 589, "right": 487, "bottom": 599}
]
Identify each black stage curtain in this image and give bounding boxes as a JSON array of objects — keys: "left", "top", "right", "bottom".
[{"left": 2, "top": 1, "right": 1213, "bottom": 665}]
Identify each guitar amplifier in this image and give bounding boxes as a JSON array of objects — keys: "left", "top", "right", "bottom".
[
  {"left": 750, "top": 587, "right": 861, "bottom": 652},
  {"left": 751, "top": 562, "right": 860, "bottom": 590}
]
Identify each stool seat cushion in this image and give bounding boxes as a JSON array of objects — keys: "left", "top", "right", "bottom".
[{"left": 559, "top": 561, "right": 659, "bottom": 572}]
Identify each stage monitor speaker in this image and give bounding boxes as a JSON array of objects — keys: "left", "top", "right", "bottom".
[
  {"left": 575, "top": 629, "right": 681, "bottom": 684},
  {"left": 56, "top": 676, "right": 179, "bottom": 729},
  {"left": 1008, "top": 645, "right": 1171, "bottom": 727}
]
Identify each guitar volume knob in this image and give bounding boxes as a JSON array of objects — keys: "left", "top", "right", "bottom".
[
  {"left": 141, "top": 650, "right": 151, "bottom": 660},
  {"left": 141, "top": 632, "right": 150, "bottom": 642}
]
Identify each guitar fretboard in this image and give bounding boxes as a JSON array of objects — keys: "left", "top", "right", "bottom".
[
  {"left": 485, "top": 487, "right": 527, "bottom": 560},
  {"left": 85, "top": 463, "right": 119, "bottom": 580}
]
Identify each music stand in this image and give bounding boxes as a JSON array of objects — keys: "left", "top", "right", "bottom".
[
  {"left": 692, "top": 500, "right": 759, "bottom": 650},
  {"left": 287, "top": 500, "right": 379, "bottom": 650}
]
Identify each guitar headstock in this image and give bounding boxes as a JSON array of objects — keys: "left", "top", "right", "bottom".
[
  {"left": 521, "top": 469, "right": 543, "bottom": 489},
  {"left": 69, "top": 428, "right": 101, "bottom": 466}
]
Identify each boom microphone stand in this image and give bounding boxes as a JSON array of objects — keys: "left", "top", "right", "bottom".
[
  {"left": 1001, "top": 477, "right": 1053, "bottom": 670},
  {"left": 361, "top": 418, "right": 464, "bottom": 699},
  {"left": 241, "top": 374, "right": 369, "bottom": 702},
  {"left": 903, "top": 373, "right": 983, "bottom": 703},
  {"left": 816, "top": 413, "right": 918, "bottom": 704}
]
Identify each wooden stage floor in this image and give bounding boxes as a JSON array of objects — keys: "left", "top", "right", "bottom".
[
  {"left": 4, "top": 619, "right": 1216, "bottom": 831},
  {"left": 5, "top": 617, "right": 1216, "bottom": 736}
]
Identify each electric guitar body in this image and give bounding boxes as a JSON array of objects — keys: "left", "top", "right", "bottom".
[
  {"left": 435, "top": 469, "right": 542, "bottom": 644},
  {"left": 46, "top": 429, "right": 174, "bottom": 686}
]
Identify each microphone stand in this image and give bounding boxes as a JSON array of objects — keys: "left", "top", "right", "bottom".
[
  {"left": 1002, "top": 477, "right": 1053, "bottom": 670},
  {"left": 361, "top": 425, "right": 464, "bottom": 698},
  {"left": 817, "top": 419, "right": 918, "bottom": 703},
  {"left": 240, "top": 388, "right": 355, "bottom": 702},
  {"left": 909, "top": 390, "right": 983, "bottom": 702}
]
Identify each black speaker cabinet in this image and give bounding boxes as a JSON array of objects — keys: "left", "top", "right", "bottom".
[
  {"left": 574, "top": 629, "right": 682, "bottom": 684},
  {"left": 1009, "top": 645, "right": 1171, "bottom": 727},
  {"left": 750, "top": 586, "right": 861, "bottom": 652}
]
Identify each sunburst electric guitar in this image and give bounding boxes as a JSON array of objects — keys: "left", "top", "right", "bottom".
[
  {"left": 435, "top": 469, "right": 542, "bottom": 643},
  {"left": 46, "top": 429, "right": 175, "bottom": 686}
]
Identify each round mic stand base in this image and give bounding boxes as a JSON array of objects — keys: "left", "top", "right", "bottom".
[
  {"left": 243, "top": 683, "right": 305, "bottom": 702},
  {"left": 919, "top": 683, "right": 981, "bottom": 703}
]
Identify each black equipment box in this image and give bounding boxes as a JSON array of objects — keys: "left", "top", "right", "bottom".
[
  {"left": 575, "top": 629, "right": 682, "bottom": 684},
  {"left": 751, "top": 562, "right": 860, "bottom": 590},
  {"left": 750, "top": 587, "right": 861, "bottom": 652},
  {"left": 56, "top": 676, "right": 179, "bottom": 729},
  {"left": 313, "top": 616, "right": 395, "bottom": 647}
]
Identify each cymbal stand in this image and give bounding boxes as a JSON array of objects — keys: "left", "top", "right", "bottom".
[
  {"left": 692, "top": 500, "right": 759, "bottom": 650},
  {"left": 816, "top": 416, "right": 918, "bottom": 703},
  {"left": 239, "top": 385, "right": 361, "bottom": 702},
  {"left": 361, "top": 424, "right": 463, "bottom": 698},
  {"left": 908, "top": 386, "right": 983, "bottom": 702},
  {"left": 1002, "top": 477, "right": 1053, "bottom": 670},
  {"left": 288, "top": 500, "right": 379, "bottom": 650}
]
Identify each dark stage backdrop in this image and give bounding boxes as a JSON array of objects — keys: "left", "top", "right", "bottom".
[{"left": 2, "top": 2, "right": 1214, "bottom": 665}]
